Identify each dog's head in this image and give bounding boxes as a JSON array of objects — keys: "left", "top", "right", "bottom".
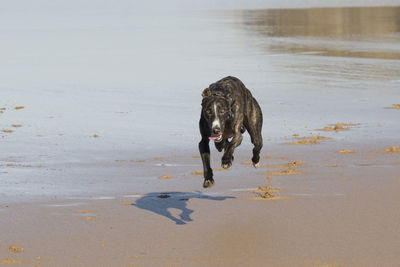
[{"left": 201, "top": 88, "right": 232, "bottom": 143}]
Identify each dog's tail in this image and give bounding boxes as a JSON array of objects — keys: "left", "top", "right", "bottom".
[{"left": 240, "top": 125, "right": 246, "bottom": 134}]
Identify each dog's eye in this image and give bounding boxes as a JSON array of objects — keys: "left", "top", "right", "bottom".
[
  {"left": 206, "top": 109, "right": 212, "bottom": 115},
  {"left": 220, "top": 109, "right": 225, "bottom": 114}
]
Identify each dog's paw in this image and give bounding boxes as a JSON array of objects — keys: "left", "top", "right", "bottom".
[
  {"left": 253, "top": 162, "right": 260, "bottom": 168},
  {"left": 222, "top": 164, "right": 229, "bottom": 169},
  {"left": 203, "top": 179, "right": 215, "bottom": 188},
  {"left": 221, "top": 161, "right": 232, "bottom": 169},
  {"left": 222, "top": 155, "right": 233, "bottom": 169}
]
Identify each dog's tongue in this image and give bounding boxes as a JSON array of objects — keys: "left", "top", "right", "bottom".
[{"left": 209, "top": 134, "right": 221, "bottom": 141}]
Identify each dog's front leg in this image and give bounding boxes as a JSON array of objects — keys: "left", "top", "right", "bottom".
[
  {"left": 199, "top": 138, "right": 214, "bottom": 188},
  {"left": 221, "top": 126, "right": 243, "bottom": 169}
]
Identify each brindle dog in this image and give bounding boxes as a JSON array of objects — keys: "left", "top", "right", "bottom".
[{"left": 199, "top": 76, "right": 263, "bottom": 188}]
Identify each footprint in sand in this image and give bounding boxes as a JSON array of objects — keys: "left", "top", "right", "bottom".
[
  {"left": 192, "top": 168, "right": 227, "bottom": 175},
  {"left": 0, "top": 259, "right": 24, "bottom": 264},
  {"left": 285, "top": 135, "right": 329, "bottom": 145},
  {"left": 121, "top": 201, "right": 133, "bottom": 206},
  {"left": 159, "top": 175, "right": 173, "bottom": 179},
  {"left": 338, "top": 149, "right": 356, "bottom": 154},
  {"left": 267, "top": 160, "right": 302, "bottom": 169},
  {"left": 319, "top": 123, "right": 357, "bottom": 132},
  {"left": 265, "top": 160, "right": 303, "bottom": 176},
  {"left": 385, "top": 104, "right": 400, "bottom": 109},
  {"left": 384, "top": 146, "right": 400, "bottom": 153},
  {"left": 251, "top": 177, "right": 282, "bottom": 200},
  {"left": 76, "top": 210, "right": 95, "bottom": 214},
  {"left": 84, "top": 216, "right": 98, "bottom": 221},
  {"left": 266, "top": 169, "right": 301, "bottom": 176},
  {"left": 8, "top": 245, "right": 24, "bottom": 253},
  {"left": 253, "top": 185, "right": 279, "bottom": 199}
]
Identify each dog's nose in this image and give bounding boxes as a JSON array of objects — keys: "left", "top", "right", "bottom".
[{"left": 213, "top": 128, "right": 221, "bottom": 135}]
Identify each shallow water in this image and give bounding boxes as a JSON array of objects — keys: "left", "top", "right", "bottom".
[
  {"left": 1, "top": 1, "right": 400, "bottom": 200},
  {"left": 235, "top": 5, "right": 400, "bottom": 141}
]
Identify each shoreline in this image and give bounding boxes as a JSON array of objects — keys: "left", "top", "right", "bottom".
[{"left": 1, "top": 131, "right": 399, "bottom": 203}]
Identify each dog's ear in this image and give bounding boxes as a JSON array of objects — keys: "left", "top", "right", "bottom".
[{"left": 202, "top": 88, "right": 211, "bottom": 98}]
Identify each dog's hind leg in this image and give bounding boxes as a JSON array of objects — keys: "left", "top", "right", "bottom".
[
  {"left": 248, "top": 127, "right": 263, "bottom": 168},
  {"left": 245, "top": 104, "right": 263, "bottom": 168}
]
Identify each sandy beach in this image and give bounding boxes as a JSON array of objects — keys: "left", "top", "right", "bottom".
[
  {"left": 1, "top": 1, "right": 400, "bottom": 266},
  {"left": 1, "top": 140, "right": 400, "bottom": 266}
]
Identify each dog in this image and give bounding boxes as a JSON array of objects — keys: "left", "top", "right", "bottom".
[{"left": 198, "top": 76, "right": 263, "bottom": 188}]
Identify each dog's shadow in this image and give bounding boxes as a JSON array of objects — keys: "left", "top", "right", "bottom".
[{"left": 132, "top": 191, "right": 235, "bottom": 225}]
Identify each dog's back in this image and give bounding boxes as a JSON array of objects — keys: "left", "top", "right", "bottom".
[
  {"left": 209, "top": 76, "right": 247, "bottom": 97},
  {"left": 209, "top": 76, "right": 260, "bottom": 120}
]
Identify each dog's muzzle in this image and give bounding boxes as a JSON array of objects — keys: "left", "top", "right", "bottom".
[{"left": 209, "top": 128, "right": 223, "bottom": 142}]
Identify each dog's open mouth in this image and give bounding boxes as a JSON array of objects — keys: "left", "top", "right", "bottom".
[{"left": 209, "top": 134, "right": 223, "bottom": 142}]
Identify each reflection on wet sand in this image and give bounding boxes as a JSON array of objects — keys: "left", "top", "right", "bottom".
[{"left": 241, "top": 6, "right": 400, "bottom": 59}]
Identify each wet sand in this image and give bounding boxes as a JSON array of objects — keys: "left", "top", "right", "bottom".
[
  {"left": 1, "top": 1, "right": 400, "bottom": 266},
  {"left": 1, "top": 140, "right": 400, "bottom": 266}
]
